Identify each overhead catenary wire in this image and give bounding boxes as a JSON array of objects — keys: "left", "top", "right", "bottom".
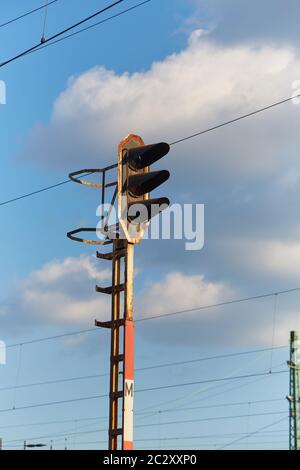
[
  {"left": 135, "top": 410, "right": 288, "bottom": 430},
  {"left": 0, "top": 397, "right": 285, "bottom": 431},
  {"left": 0, "top": 344, "right": 288, "bottom": 392},
  {"left": 41, "top": 0, "right": 50, "bottom": 42},
  {"left": 0, "top": 369, "right": 287, "bottom": 414},
  {"left": 0, "top": 0, "right": 58, "bottom": 29},
  {"left": 169, "top": 94, "right": 300, "bottom": 146},
  {"left": 5, "top": 440, "right": 288, "bottom": 450},
  {"left": 4, "top": 289, "right": 300, "bottom": 348},
  {"left": 269, "top": 293, "right": 278, "bottom": 372},
  {"left": 218, "top": 415, "right": 288, "bottom": 450},
  {"left": 2, "top": 429, "right": 289, "bottom": 448},
  {"left": 3, "top": 410, "right": 288, "bottom": 445},
  {"left": 1, "top": 92, "right": 299, "bottom": 208},
  {"left": 28, "top": 0, "right": 152, "bottom": 53},
  {"left": 136, "top": 355, "right": 284, "bottom": 415},
  {"left": 7, "top": 437, "right": 286, "bottom": 449},
  {"left": 0, "top": 0, "right": 126, "bottom": 69},
  {"left": 3, "top": 286, "right": 298, "bottom": 350},
  {"left": 0, "top": 171, "right": 94, "bottom": 208},
  {"left": 135, "top": 287, "right": 300, "bottom": 323}
]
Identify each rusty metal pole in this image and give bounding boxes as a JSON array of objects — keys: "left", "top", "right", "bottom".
[{"left": 122, "top": 241, "right": 135, "bottom": 450}]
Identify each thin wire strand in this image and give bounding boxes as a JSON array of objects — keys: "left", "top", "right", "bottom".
[
  {"left": 0, "top": 346, "right": 287, "bottom": 393},
  {"left": 269, "top": 293, "right": 278, "bottom": 373},
  {"left": 0, "top": 370, "right": 287, "bottom": 414},
  {"left": 218, "top": 415, "right": 288, "bottom": 450},
  {"left": 41, "top": 0, "right": 49, "bottom": 40},
  {"left": 4, "top": 285, "right": 299, "bottom": 348},
  {"left": 0, "top": 0, "right": 126, "bottom": 68},
  {"left": 0, "top": 171, "right": 93, "bottom": 207},
  {"left": 0, "top": 92, "right": 298, "bottom": 208},
  {"left": 0, "top": 0, "right": 58, "bottom": 29},
  {"left": 136, "top": 287, "right": 300, "bottom": 323},
  {"left": 12, "top": 344, "right": 22, "bottom": 409},
  {"left": 169, "top": 95, "right": 300, "bottom": 146},
  {"left": 3, "top": 410, "right": 288, "bottom": 444},
  {"left": 29, "top": 0, "right": 152, "bottom": 53}
]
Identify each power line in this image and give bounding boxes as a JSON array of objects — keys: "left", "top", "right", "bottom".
[
  {"left": 0, "top": 0, "right": 58, "bottom": 29},
  {"left": 0, "top": 171, "right": 94, "bottom": 207},
  {"left": 136, "top": 370, "right": 287, "bottom": 394},
  {"left": 4, "top": 286, "right": 297, "bottom": 349},
  {"left": 136, "top": 411, "right": 288, "bottom": 430},
  {"left": 0, "top": 92, "right": 299, "bottom": 208},
  {"left": 139, "top": 397, "right": 284, "bottom": 417},
  {"left": 3, "top": 430, "right": 288, "bottom": 447},
  {"left": 169, "top": 94, "right": 300, "bottom": 146},
  {"left": 0, "top": 0, "right": 126, "bottom": 68},
  {"left": 0, "top": 369, "right": 287, "bottom": 414},
  {"left": 125, "top": 429, "right": 289, "bottom": 442},
  {"left": 4, "top": 410, "right": 288, "bottom": 445},
  {"left": 27, "top": 0, "right": 152, "bottom": 54},
  {"left": 0, "top": 397, "right": 284, "bottom": 430},
  {"left": 0, "top": 345, "right": 287, "bottom": 392},
  {"left": 136, "top": 287, "right": 300, "bottom": 322},
  {"left": 0, "top": 179, "right": 70, "bottom": 207},
  {"left": 218, "top": 415, "right": 288, "bottom": 450},
  {"left": 6, "top": 317, "right": 289, "bottom": 350}
]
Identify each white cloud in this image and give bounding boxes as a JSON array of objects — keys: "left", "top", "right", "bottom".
[
  {"left": 223, "top": 238, "right": 300, "bottom": 282},
  {"left": 137, "top": 270, "right": 300, "bottom": 347},
  {"left": 138, "top": 272, "right": 230, "bottom": 318},
  {"left": 14, "top": 31, "right": 300, "bottom": 346},
  {"left": 1, "top": 255, "right": 299, "bottom": 347},
  {"left": 23, "top": 32, "right": 300, "bottom": 184},
  {"left": 0, "top": 255, "right": 111, "bottom": 328}
]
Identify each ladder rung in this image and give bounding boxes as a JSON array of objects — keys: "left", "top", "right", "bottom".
[
  {"left": 95, "top": 285, "right": 112, "bottom": 294},
  {"left": 111, "top": 428, "right": 123, "bottom": 437},
  {"left": 112, "top": 354, "right": 124, "bottom": 363},
  {"left": 114, "top": 248, "right": 126, "bottom": 258},
  {"left": 95, "top": 319, "right": 125, "bottom": 329},
  {"left": 95, "top": 284, "right": 125, "bottom": 295},
  {"left": 96, "top": 251, "right": 113, "bottom": 260},
  {"left": 96, "top": 249, "right": 126, "bottom": 261},
  {"left": 95, "top": 320, "right": 111, "bottom": 329},
  {"left": 111, "top": 391, "right": 123, "bottom": 399}
]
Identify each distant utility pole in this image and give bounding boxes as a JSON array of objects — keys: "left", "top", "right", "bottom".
[
  {"left": 287, "top": 331, "right": 300, "bottom": 450},
  {"left": 24, "top": 441, "right": 47, "bottom": 450},
  {"left": 67, "top": 134, "right": 170, "bottom": 450}
]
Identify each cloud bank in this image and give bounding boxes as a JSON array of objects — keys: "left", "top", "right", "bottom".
[
  {"left": 23, "top": 31, "right": 300, "bottom": 184},
  {"left": 16, "top": 31, "right": 300, "bottom": 347},
  {"left": 0, "top": 255, "right": 111, "bottom": 331},
  {"left": 1, "top": 254, "right": 299, "bottom": 348}
]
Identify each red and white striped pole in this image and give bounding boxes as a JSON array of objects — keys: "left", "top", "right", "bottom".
[{"left": 122, "top": 242, "right": 135, "bottom": 450}]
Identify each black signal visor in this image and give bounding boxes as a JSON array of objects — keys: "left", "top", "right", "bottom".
[
  {"left": 124, "top": 143, "right": 170, "bottom": 170},
  {"left": 128, "top": 197, "right": 170, "bottom": 224},
  {"left": 127, "top": 170, "right": 170, "bottom": 197}
]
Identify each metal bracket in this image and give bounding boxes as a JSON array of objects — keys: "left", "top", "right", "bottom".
[
  {"left": 95, "top": 319, "right": 125, "bottom": 329},
  {"left": 96, "top": 248, "right": 126, "bottom": 260},
  {"left": 67, "top": 228, "right": 112, "bottom": 245},
  {"left": 95, "top": 284, "right": 125, "bottom": 295},
  {"left": 69, "top": 167, "right": 117, "bottom": 188}
]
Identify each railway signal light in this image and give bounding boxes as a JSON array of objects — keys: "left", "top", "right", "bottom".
[{"left": 118, "top": 135, "right": 170, "bottom": 242}]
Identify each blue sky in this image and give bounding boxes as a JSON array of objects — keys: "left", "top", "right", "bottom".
[{"left": 0, "top": 0, "right": 299, "bottom": 449}]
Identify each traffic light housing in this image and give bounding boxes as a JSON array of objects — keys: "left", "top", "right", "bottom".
[{"left": 118, "top": 134, "right": 170, "bottom": 243}]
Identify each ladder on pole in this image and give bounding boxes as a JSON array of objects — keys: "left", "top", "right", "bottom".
[{"left": 96, "top": 239, "right": 135, "bottom": 450}]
